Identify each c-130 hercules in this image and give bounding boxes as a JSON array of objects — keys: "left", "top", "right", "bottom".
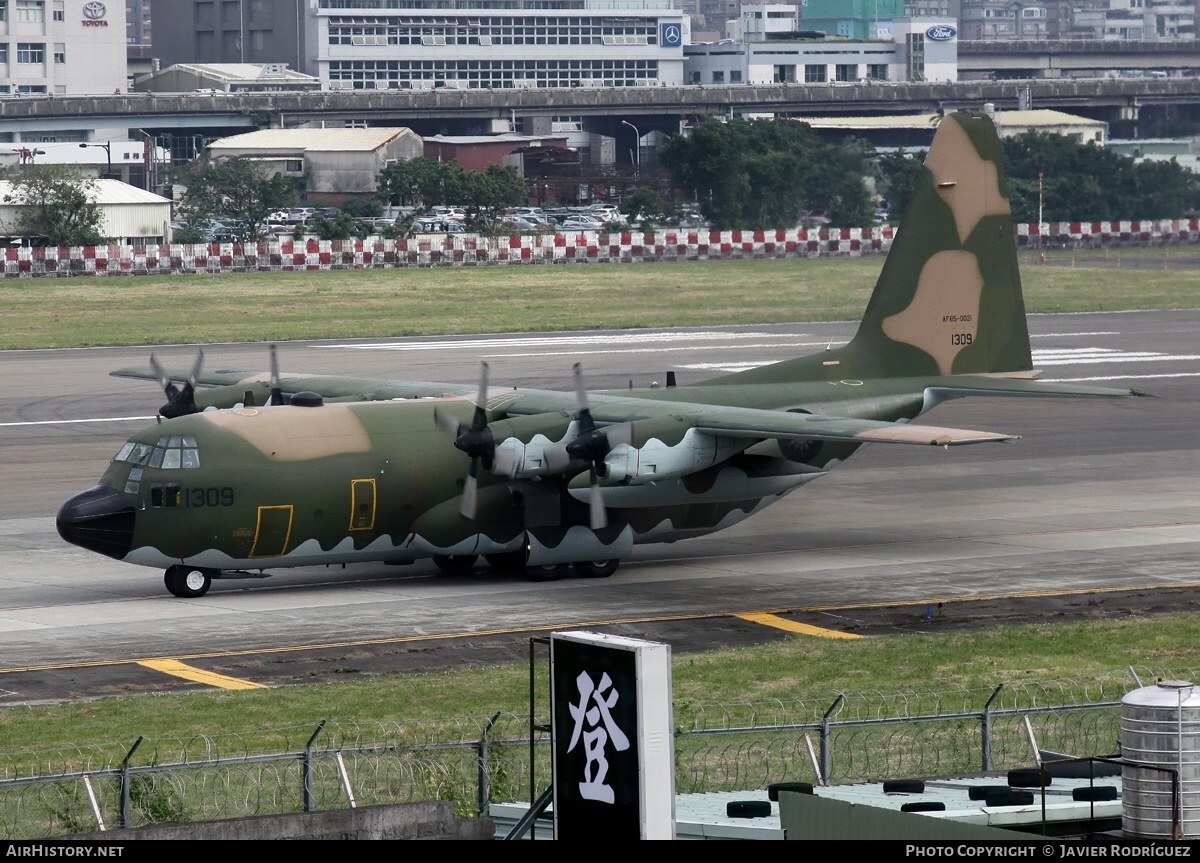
[{"left": 58, "top": 112, "right": 1141, "bottom": 597}]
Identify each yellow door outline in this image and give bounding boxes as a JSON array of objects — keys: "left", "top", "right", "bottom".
[
  {"left": 350, "top": 478, "right": 377, "bottom": 531},
  {"left": 250, "top": 504, "right": 294, "bottom": 558}
]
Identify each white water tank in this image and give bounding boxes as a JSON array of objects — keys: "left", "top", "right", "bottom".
[{"left": 1121, "top": 679, "right": 1200, "bottom": 838}]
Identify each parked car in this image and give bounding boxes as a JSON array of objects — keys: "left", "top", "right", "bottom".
[
  {"left": 497, "top": 217, "right": 539, "bottom": 232},
  {"left": 415, "top": 217, "right": 466, "bottom": 233},
  {"left": 559, "top": 216, "right": 605, "bottom": 230},
  {"left": 587, "top": 204, "right": 620, "bottom": 221}
]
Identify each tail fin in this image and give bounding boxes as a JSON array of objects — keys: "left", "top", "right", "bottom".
[
  {"left": 698, "top": 111, "right": 1033, "bottom": 387},
  {"left": 841, "top": 111, "right": 1033, "bottom": 378}
]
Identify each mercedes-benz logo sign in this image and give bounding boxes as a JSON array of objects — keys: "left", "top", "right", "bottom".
[
  {"left": 82, "top": 1, "right": 107, "bottom": 19},
  {"left": 926, "top": 24, "right": 957, "bottom": 41},
  {"left": 661, "top": 23, "right": 681, "bottom": 47}
]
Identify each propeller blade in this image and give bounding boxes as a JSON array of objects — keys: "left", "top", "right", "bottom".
[
  {"left": 471, "top": 361, "right": 490, "bottom": 430},
  {"left": 605, "top": 422, "right": 633, "bottom": 448},
  {"left": 149, "top": 354, "right": 176, "bottom": 398},
  {"left": 150, "top": 350, "right": 203, "bottom": 418},
  {"left": 572, "top": 362, "right": 596, "bottom": 432},
  {"left": 187, "top": 349, "right": 204, "bottom": 390},
  {"left": 268, "top": 344, "right": 285, "bottom": 406},
  {"left": 588, "top": 467, "right": 607, "bottom": 530},
  {"left": 434, "top": 407, "right": 462, "bottom": 437},
  {"left": 543, "top": 439, "right": 573, "bottom": 473},
  {"left": 460, "top": 463, "right": 479, "bottom": 520}
]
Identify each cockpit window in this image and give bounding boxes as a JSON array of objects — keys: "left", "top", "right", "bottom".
[{"left": 113, "top": 438, "right": 199, "bottom": 469}]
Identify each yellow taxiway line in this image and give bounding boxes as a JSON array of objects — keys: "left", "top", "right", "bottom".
[
  {"left": 736, "top": 612, "right": 862, "bottom": 639},
  {"left": 137, "top": 659, "right": 267, "bottom": 690},
  {"left": 6, "top": 579, "right": 1199, "bottom": 676}
]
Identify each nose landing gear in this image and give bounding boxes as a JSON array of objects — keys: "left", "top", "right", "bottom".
[{"left": 164, "top": 566, "right": 215, "bottom": 598}]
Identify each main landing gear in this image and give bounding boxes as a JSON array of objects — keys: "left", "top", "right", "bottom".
[
  {"left": 164, "top": 565, "right": 215, "bottom": 598},
  {"left": 431, "top": 554, "right": 621, "bottom": 582}
]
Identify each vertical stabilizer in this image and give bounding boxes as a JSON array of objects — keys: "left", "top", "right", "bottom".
[{"left": 842, "top": 111, "right": 1033, "bottom": 378}]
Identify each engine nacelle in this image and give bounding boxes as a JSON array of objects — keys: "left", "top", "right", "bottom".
[{"left": 603, "top": 426, "right": 744, "bottom": 484}]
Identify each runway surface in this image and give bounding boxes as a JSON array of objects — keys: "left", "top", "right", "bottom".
[{"left": 1, "top": 310, "right": 1199, "bottom": 703}]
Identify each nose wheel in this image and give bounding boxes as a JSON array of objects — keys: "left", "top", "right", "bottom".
[{"left": 164, "top": 566, "right": 214, "bottom": 598}]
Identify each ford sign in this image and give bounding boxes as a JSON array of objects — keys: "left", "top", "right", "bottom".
[{"left": 926, "top": 24, "right": 957, "bottom": 41}]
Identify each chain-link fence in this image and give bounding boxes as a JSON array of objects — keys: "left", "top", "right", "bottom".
[{"left": 2, "top": 665, "right": 1190, "bottom": 839}]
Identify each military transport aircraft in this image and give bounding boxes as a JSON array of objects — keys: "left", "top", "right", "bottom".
[{"left": 57, "top": 112, "right": 1142, "bottom": 598}]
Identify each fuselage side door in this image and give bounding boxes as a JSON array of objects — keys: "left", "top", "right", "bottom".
[{"left": 250, "top": 504, "right": 294, "bottom": 558}]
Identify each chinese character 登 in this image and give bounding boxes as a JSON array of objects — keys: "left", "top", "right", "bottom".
[{"left": 566, "top": 670, "right": 630, "bottom": 803}]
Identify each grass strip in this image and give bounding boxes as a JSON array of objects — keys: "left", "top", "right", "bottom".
[
  {"left": 1, "top": 250, "right": 1198, "bottom": 350},
  {"left": 1, "top": 612, "right": 1195, "bottom": 753}
]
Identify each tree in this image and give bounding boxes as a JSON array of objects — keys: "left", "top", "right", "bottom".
[
  {"left": 376, "top": 158, "right": 466, "bottom": 213},
  {"left": 377, "top": 158, "right": 527, "bottom": 231},
  {"left": 620, "top": 187, "right": 669, "bottom": 230},
  {"left": 1001, "top": 131, "right": 1200, "bottom": 222},
  {"left": 2, "top": 165, "right": 105, "bottom": 246},
  {"left": 659, "top": 117, "right": 873, "bottom": 230},
  {"left": 178, "top": 159, "right": 296, "bottom": 242},
  {"left": 310, "top": 213, "right": 367, "bottom": 240},
  {"left": 875, "top": 149, "right": 923, "bottom": 219},
  {"left": 341, "top": 198, "right": 382, "bottom": 219},
  {"left": 461, "top": 164, "right": 528, "bottom": 231}
]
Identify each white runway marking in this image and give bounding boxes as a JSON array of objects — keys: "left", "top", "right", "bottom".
[
  {"left": 1034, "top": 348, "right": 1200, "bottom": 365},
  {"left": 317, "top": 331, "right": 804, "bottom": 351},
  {"left": 484, "top": 342, "right": 836, "bottom": 359},
  {"left": 679, "top": 345, "right": 1200, "bottom": 377},
  {"left": 0, "top": 415, "right": 154, "bottom": 428}
]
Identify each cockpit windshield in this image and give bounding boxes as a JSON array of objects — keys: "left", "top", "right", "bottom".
[{"left": 113, "top": 436, "right": 200, "bottom": 470}]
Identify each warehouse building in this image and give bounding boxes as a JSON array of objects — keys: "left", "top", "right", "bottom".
[{"left": 206, "top": 127, "right": 424, "bottom": 204}]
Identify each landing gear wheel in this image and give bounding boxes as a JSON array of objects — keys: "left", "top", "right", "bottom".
[
  {"left": 526, "top": 563, "right": 569, "bottom": 582},
  {"left": 164, "top": 566, "right": 213, "bottom": 598},
  {"left": 485, "top": 551, "right": 528, "bottom": 574},
  {"left": 573, "top": 559, "right": 619, "bottom": 579},
  {"left": 431, "top": 554, "right": 478, "bottom": 575}
]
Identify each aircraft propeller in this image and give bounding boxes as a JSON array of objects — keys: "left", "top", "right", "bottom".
[
  {"left": 544, "top": 363, "right": 632, "bottom": 530},
  {"left": 150, "top": 349, "right": 204, "bottom": 419},
  {"left": 434, "top": 362, "right": 494, "bottom": 520},
  {"left": 434, "top": 362, "right": 629, "bottom": 529}
]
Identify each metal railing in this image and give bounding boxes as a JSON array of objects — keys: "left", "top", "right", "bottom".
[{"left": 1, "top": 664, "right": 1192, "bottom": 839}]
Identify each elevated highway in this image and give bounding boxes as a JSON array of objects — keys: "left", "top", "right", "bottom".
[
  {"left": 959, "top": 39, "right": 1200, "bottom": 78},
  {"left": 2, "top": 77, "right": 1195, "bottom": 140}
]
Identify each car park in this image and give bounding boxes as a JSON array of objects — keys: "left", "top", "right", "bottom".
[{"left": 559, "top": 215, "right": 606, "bottom": 230}]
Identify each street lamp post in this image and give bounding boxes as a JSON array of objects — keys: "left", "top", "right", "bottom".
[
  {"left": 79, "top": 141, "right": 113, "bottom": 180},
  {"left": 620, "top": 119, "right": 640, "bottom": 176}
]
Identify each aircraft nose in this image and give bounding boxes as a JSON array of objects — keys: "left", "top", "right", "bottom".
[{"left": 56, "top": 483, "right": 135, "bottom": 560}]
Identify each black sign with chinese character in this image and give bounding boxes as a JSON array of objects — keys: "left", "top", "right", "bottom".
[{"left": 551, "top": 636, "right": 640, "bottom": 839}]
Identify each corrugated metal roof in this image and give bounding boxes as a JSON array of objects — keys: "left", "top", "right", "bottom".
[
  {"left": 424, "top": 134, "right": 567, "bottom": 145},
  {"left": 172, "top": 63, "right": 319, "bottom": 83},
  {"left": 0, "top": 178, "right": 169, "bottom": 206},
  {"left": 792, "top": 110, "right": 1102, "bottom": 130},
  {"left": 209, "top": 128, "right": 415, "bottom": 153}
]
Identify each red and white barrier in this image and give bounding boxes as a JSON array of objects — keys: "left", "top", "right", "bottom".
[{"left": 2, "top": 221, "right": 1194, "bottom": 278}]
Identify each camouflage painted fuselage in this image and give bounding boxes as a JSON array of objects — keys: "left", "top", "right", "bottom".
[{"left": 58, "top": 112, "right": 1139, "bottom": 588}]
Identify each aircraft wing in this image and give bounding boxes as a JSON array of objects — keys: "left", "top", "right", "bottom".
[
  {"left": 506, "top": 395, "right": 1021, "bottom": 448},
  {"left": 693, "top": 413, "right": 1018, "bottom": 446}
]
